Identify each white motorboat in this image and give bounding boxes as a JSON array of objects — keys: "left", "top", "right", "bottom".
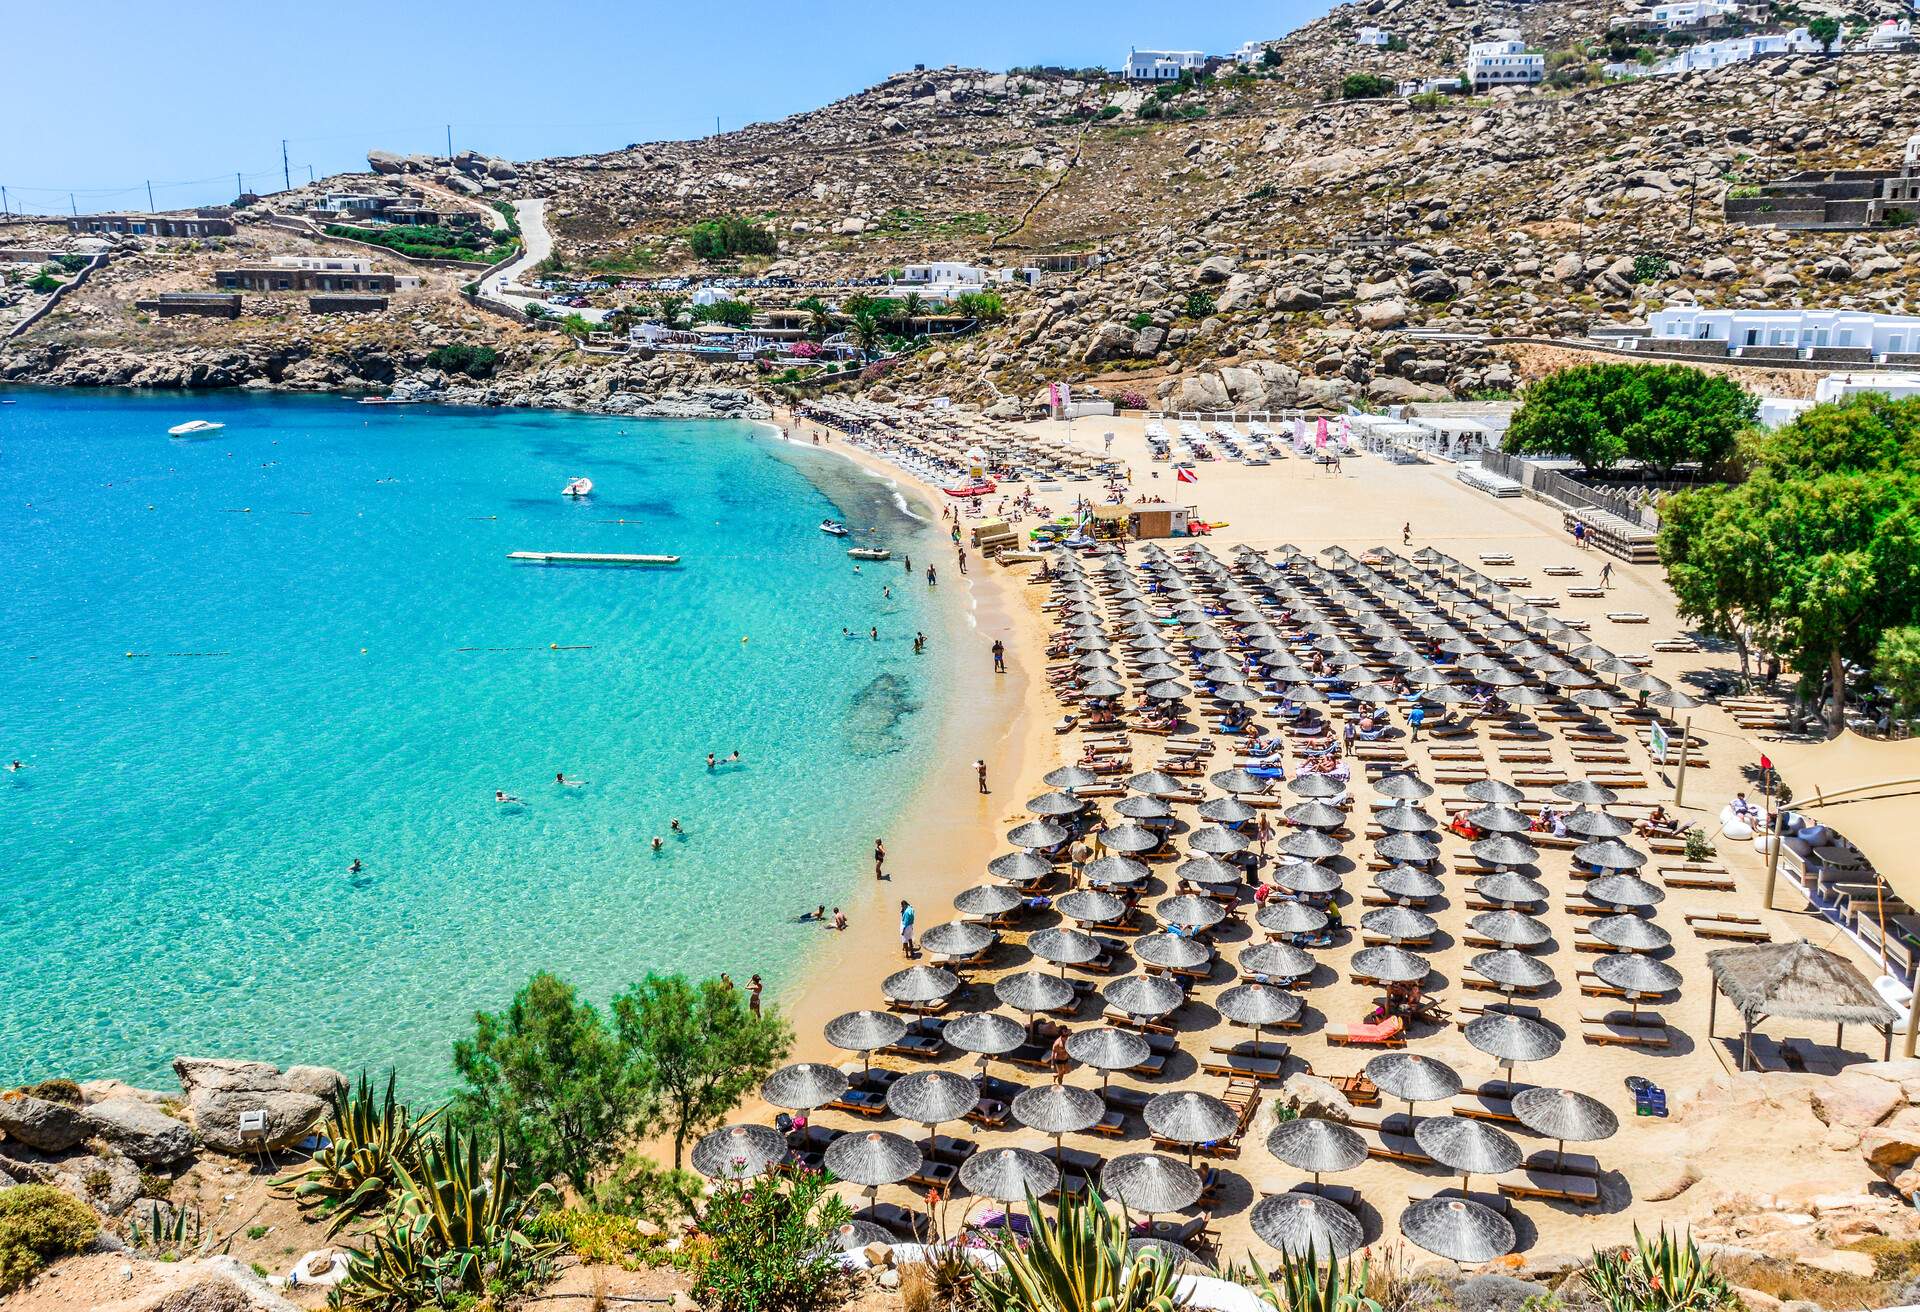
[
  {"left": 167, "top": 420, "right": 225, "bottom": 438},
  {"left": 562, "top": 477, "right": 593, "bottom": 498},
  {"left": 820, "top": 519, "right": 850, "bottom": 536},
  {"left": 848, "top": 546, "right": 891, "bottom": 561}
]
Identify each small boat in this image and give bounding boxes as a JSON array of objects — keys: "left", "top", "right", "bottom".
[
  {"left": 563, "top": 477, "right": 594, "bottom": 498},
  {"left": 358, "top": 396, "right": 421, "bottom": 405},
  {"left": 820, "top": 519, "right": 850, "bottom": 537},
  {"left": 167, "top": 420, "right": 225, "bottom": 438},
  {"left": 848, "top": 547, "right": 892, "bottom": 562},
  {"left": 943, "top": 479, "right": 997, "bottom": 498}
]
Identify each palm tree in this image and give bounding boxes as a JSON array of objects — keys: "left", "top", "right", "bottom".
[
  {"left": 849, "top": 309, "right": 885, "bottom": 361},
  {"left": 796, "top": 295, "right": 834, "bottom": 340},
  {"left": 900, "top": 291, "right": 926, "bottom": 333}
]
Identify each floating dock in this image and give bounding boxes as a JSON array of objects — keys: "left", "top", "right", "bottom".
[{"left": 508, "top": 551, "right": 681, "bottom": 567}]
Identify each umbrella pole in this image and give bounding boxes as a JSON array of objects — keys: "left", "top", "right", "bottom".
[{"left": 1555, "top": 1138, "right": 1567, "bottom": 1171}]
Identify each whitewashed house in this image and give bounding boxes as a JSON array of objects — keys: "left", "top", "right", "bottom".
[
  {"left": 1356, "top": 25, "right": 1391, "bottom": 46},
  {"left": 1123, "top": 48, "right": 1207, "bottom": 80},
  {"left": 1467, "top": 32, "right": 1545, "bottom": 87},
  {"left": 1648, "top": 305, "right": 1920, "bottom": 358},
  {"left": 1866, "top": 18, "right": 1915, "bottom": 50},
  {"left": 1650, "top": 0, "right": 1740, "bottom": 28},
  {"left": 901, "top": 262, "right": 988, "bottom": 288},
  {"left": 1232, "top": 39, "right": 1270, "bottom": 64},
  {"left": 1760, "top": 371, "right": 1920, "bottom": 426},
  {"left": 1649, "top": 27, "right": 1819, "bottom": 72}
]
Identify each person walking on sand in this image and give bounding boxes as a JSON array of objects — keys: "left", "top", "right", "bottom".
[
  {"left": 927, "top": 564, "right": 937, "bottom": 587},
  {"left": 992, "top": 639, "right": 1006, "bottom": 673},
  {"left": 1402, "top": 521, "right": 1411, "bottom": 546},
  {"left": 903, "top": 554, "right": 911, "bottom": 573},
  {"left": 899, "top": 900, "right": 916, "bottom": 957},
  {"left": 874, "top": 838, "right": 888, "bottom": 880},
  {"left": 748, "top": 974, "right": 763, "bottom": 1017},
  {"left": 1600, "top": 560, "right": 1614, "bottom": 588},
  {"left": 1049, "top": 1028, "right": 1071, "bottom": 1084},
  {"left": 976, "top": 759, "right": 989, "bottom": 794},
  {"left": 1256, "top": 815, "right": 1274, "bottom": 858},
  {"left": 957, "top": 547, "right": 968, "bottom": 575}
]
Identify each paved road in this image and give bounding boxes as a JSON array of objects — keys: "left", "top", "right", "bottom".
[{"left": 478, "top": 198, "right": 604, "bottom": 324}]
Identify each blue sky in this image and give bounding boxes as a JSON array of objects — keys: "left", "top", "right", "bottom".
[{"left": 5, "top": 1, "right": 1309, "bottom": 215}]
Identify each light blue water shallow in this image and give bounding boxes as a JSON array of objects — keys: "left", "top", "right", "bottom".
[{"left": 0, "top": 389, "right": 952, "bottom": 1092}]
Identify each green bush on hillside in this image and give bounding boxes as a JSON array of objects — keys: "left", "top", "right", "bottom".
[
  {"left": 1341, "top": 73, "right": 1394, "bottom": 99},
  {"left": 424, "top": 344, "right": 500, "bottom": 378},
  {"left": 683, "top": 217, "right": 777, "bottom": 261},
  {"left": 0, "top": 1186, "right": 98, "bottom": 1293}
]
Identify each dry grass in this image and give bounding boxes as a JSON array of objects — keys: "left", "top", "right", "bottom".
[
  {"left": 899, "top": 1263, "right": 935, "bottom": 1312},
  {"left": 1715, "top": 1256, "right": 1889, "bottom": 1310}
]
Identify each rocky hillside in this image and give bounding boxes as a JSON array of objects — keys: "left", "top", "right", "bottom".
[{"left": 8, "top": 0, "right": 1920, "bottom": 414}]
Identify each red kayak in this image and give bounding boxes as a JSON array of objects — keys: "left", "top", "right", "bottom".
[{"left": 944, "top": 479, "right": 997, "bottom": 498}]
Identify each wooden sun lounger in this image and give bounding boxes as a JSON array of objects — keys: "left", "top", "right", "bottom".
[
  {"left": 1543, "top": 565, "right": 1581, "bottom": 577},
  {"left": 1567, "top": 587, "right": 1606, "bottom": 599},
  {"left": 1452, "top": 1091, "right": 1518, "bottom": 1123},
  {"left": 1463, "top": 969, "right": 1547, "bottom": 995},
  {"left": 1581, "top": 1008, "right": 1666, "bottom": 1030},
  {"left": 1201, "top": 1052, "right": 1287, "bottom": 1080},
  {"left": 1498, "top": 1167, "right": 1600, "bottom": 1205},
  {"left": 1353, "top": 1125, "right": 1432, "bottom": 1165},
  {"left": 1690, "top": 919, "right": 1772, "bottom": 942},
  {"left": 1582, "top": 1017, "right": 1670, "bottom": 1047},
  {"left": 1607, "top": 612, "right": 1650, "bottom": 624},
  {"left": 1652, "top": 640, "right": 1699, "bottom": 653},
  {"left": 1660, "top": 865, "right": 1735, "bottom": 891}
]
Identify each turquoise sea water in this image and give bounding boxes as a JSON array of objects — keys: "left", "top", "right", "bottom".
[{"left": 0, "top": 389, "right": 950, "bottom": 1092}]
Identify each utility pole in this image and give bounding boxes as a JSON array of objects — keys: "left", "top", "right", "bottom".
[
  {"left": 282, "top": 139, "right": 291, "bottom": 192},
  {"left": 715, "top": 115, "right": 721, "bottom": 135},
  {"left": 70, "top": 193, "right": 77, "bottom": 217},
  {"left": 447, "top": 124, "right": 454, "bottom": 162},
  {"left": 1, "top": 186, "right": 9, "bottom": 218},
  {"left": 146, "top": 180, "right": 155, "bottom": 211},
  {"left": 236, "top": 172, "right": 243, "bottom": 200},
  {"left": 307, "top": 165, "right": 314, "bottom": 183}
]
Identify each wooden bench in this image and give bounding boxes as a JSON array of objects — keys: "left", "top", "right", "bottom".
[{"left": 1582, "top": 1018, "right": 1670, "bottom": 1047}]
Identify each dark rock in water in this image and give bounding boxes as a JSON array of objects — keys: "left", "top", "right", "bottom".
[
  {"left": 0, "top": 1093, "right": 88, "bottom": 1152},
  {"left": 843, "top": 672, "right": 921, "bottom": 758}
]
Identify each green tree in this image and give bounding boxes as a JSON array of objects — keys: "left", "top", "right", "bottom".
[
  {"left": 1505, "top": 362, "right": 1757, "bottom": 475},
  {"left": 1755, "top": 392, "right": 1920, "bottom": 477},
  {"left": 692, "top": 298, "right": 755, "bottom": 328},
  {"left": 1658, "top": 481, "right": 1780, "bottom": 681},
  {"left": 653, "top": 293, "right": 688, "bottom": 330},
  {"left": 795, "top": 295, "right": 834, "bottom": 339},
  {"left": 1809, "top": 16, "right": 1840, "bottom": 48},
  {"left": 449, "top": 972, "right": 645, "bottom": 1191},
  {"left": 899, "top": 291, "right": 927, "bottom": 327},
  {"left": 1340, "top": 73, "right": 1393, "bottom": 99},
  {"left": 1876, "top": 626, "right": 1920, "bottom": 727},
  {"left": 613, "top": 973, "right": 790, "bottom": 1169},
  {"left": 848, "top": 308, "right": 886, "bottom": 360}
]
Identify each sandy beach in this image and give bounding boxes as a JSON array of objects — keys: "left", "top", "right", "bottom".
[{"left": 746, "top": 404, "right": 1898, "bottom": 1262}]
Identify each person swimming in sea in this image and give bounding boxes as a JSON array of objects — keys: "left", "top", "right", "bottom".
[
  {"left": 727, "top": 750, "right": 740, "bottom": 764},
  {"left": 670, "top": 818, "right": 683, "bottom": 835},
  {"left": 495, "top": 790, "right": 523, "bottom": 805},
  {"left": 651, "top": 836, "right": 664, "bottom": 852},
  {"left": 556, "top": 771, "right": 584, "bottom": 787},
  {"left": 6, "top": 760, "right": 21, "bottom": 772},
  {"left": 707, "top": 753, "right": 717, "bottom": 771},
  {"left": 348, "top": 859, "right": 362, "bottom": 875}
]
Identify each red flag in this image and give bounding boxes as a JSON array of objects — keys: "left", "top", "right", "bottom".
[
  {"left": 1759, "top": 754, "right": 1773, "bottom": 771},
  {"left": 1176, "top": 467, "right": 1198, "bottom": 484}
]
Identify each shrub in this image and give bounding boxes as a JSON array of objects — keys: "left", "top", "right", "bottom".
[
  {"left": 1682, "top": 828, "right": 1716, "bottom": 863},
  {"left": 692, "top": 298, "right": 755, "bottom": 328},
  {"left": 1099, "top": 105, "right": 1123, "bottom": 119},
  {"left": 590, "top": 1152, "right": 706, "bottom": 1228},
  {"left": 539, "top": 1208, "right": 664, "bottom": 1270},
  {"left": 26, "top": 273, "right": 61, "bottom": 293},
  {"left": 1183, "top": 290, "right": 1217, "bottom": 318},
  {"left": 1340, "top": 73, "right": 1393, "bottom": 100},
  {"left": 23, "top": 1079, "right": 82, "bottom": 1104},
  {"left": 424, "top": 344, "right": 500, "bottom": 379},
  {"left": 1136, "top": 101, "right": 1164, "bottom": 120},
  {"left": 1129, "top": 312, "right": 1154, "bottom": 330},
  {"left": 1253, "top": 1248, "right": 1377, "bottom": 1312},
  {"left": 1584, "top": 1227, "right": 1733, "bottom": 1312},
  {"left": 682, "top": 1167, "right": 851, "bottom": 1312},
  {"left": 322, "top": 223, "right": 514, "bottom": 265},
  {"left": 685, "top": 217, "right": 777, "bottom": 261},
  {"left": 1632, "top": 253, "right": 1668, "bottom": 284},
  {"left": 1115, "top": 389, "right": 1149, "bottom": 410},
  {"left": 0, "top": 1186, "right": 99, "bottom": 1293},
  {"left": 1726, "top": 184, "right": 1761, "bottom": 200},
  {"left": 977, "top": 1188, "right": 1184, "bottom": 1312}
]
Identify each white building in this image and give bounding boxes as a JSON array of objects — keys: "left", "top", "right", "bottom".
[
  {"left": 272, "top": 253, "right": 419, "bottom": 290},
  {"left": 1649, "top": 0, "right": 1739, "bottom": 28},
  {"left": 1123, "top": 47, "right": 1207, "bottom": 80},
  {"left": 1232, "top": 39, "right": 1270, "bottom": 64},
  {"left": 1866, "top": 18, "right": 1915, "bottom": 50},
  {"left": 1647, "top": 305, "right": 1920, "bottom": 358},
  {"left": 1649, "top": 27, "right": 1818, "bottom": 72},
  {"left": 1467, "top": 32, "right": 1545, "bottom": 87},
  {"left": 1760, "top": 371, "right": 1920, "bottom": 426},
  {"left": 1356, "top": 25, "right": 1390, "bottom": 46},
  {"left": 1398, "top": 75, "right": 1465, "bottom": 95},
  {"left": 901, "top": 261, "right": 988, "bottom": 287}
]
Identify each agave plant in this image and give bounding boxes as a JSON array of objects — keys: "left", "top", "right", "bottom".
[
  {"left": 1253, "top": 1247, "right": 1381, "bottom": 1312},
  {"left": 976, "top": 1188, "right": 1186, "bottom": 1312},
  {"left": 277, "top": 1070, "right": 438, "bottom": 1237},
  {"left": 1583, "top": 1226, "right": 1734, "bottom": 1312},
  {"left": 336, "top": 1123, "right": 561, "bottom": 1310},
  {"left": 127, "top": 1200, "right": 202, "bottom": 1257}
]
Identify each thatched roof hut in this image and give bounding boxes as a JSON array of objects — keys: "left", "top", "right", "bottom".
[{"left": 1706, "top": 939, "right": 1899, "bottom": 1070}]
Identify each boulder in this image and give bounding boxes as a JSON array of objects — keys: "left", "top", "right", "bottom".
[
  {"left": 1083, "top": 321, "right": 1135, "bottom": 364},
  {"left": 1408, "top": 270, "right": 1458, "bottom": 302},
  {"left": 1273, "top": 284, "right": 1323, "bottom": 311},
  {"left": 0, "top": 1092, "right": 88, "bottom": 1152},
  {"left": 189, "top": 1088, "right": 326, "bottom": 1155},
  {"left": 366, "top": 149, "right": 407, "bottom": 175},
  {"left": 172, "top": 1059, "right": 283, "bottom": 1098},
  {"left": 1169, "top": 372, "right": 1230, "bottom": 411},
  {"left": 281, "top": 1067, "right": 346, "bottom": 1102},
  {"left": 1356, "top": 298, "right": 1408, "bottom": 330},
  {"left": 81, "top": 1098, "right": 194, "bottom": 1166},
  {"left": 142, "top": 1256, "right": 302, "bottom": 1312},
  {"left": 1700, "top": 256, "right": 1740, "bottom": 280},
  {"left": 1195, "top": 255, "right": 1236, "bottom": 284},
  {"left": 1811, "top": 1073, "right": 1902, "bottom": 1132}
]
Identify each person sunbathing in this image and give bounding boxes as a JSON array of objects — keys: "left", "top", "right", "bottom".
[
  {"left": 1449, "top": 808, "right": 1481, "bottom": 840},
  {"left": 1637, "top": 805, "right": 1682, "bottom": 838},
  {"left": 1729, "top": 792, "right": 1762, "bottom": 825}
]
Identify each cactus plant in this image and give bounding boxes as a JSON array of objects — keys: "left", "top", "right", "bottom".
[
  {"left": 1584, "top": 1226, "right": 1733, "bottom": 1312},
  {"left": 976, "top": 1188, "right": 1186, "bottom": 1312},
  {"left": 277, "top": 1070, "right": 438, "bottom": 1237}
]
